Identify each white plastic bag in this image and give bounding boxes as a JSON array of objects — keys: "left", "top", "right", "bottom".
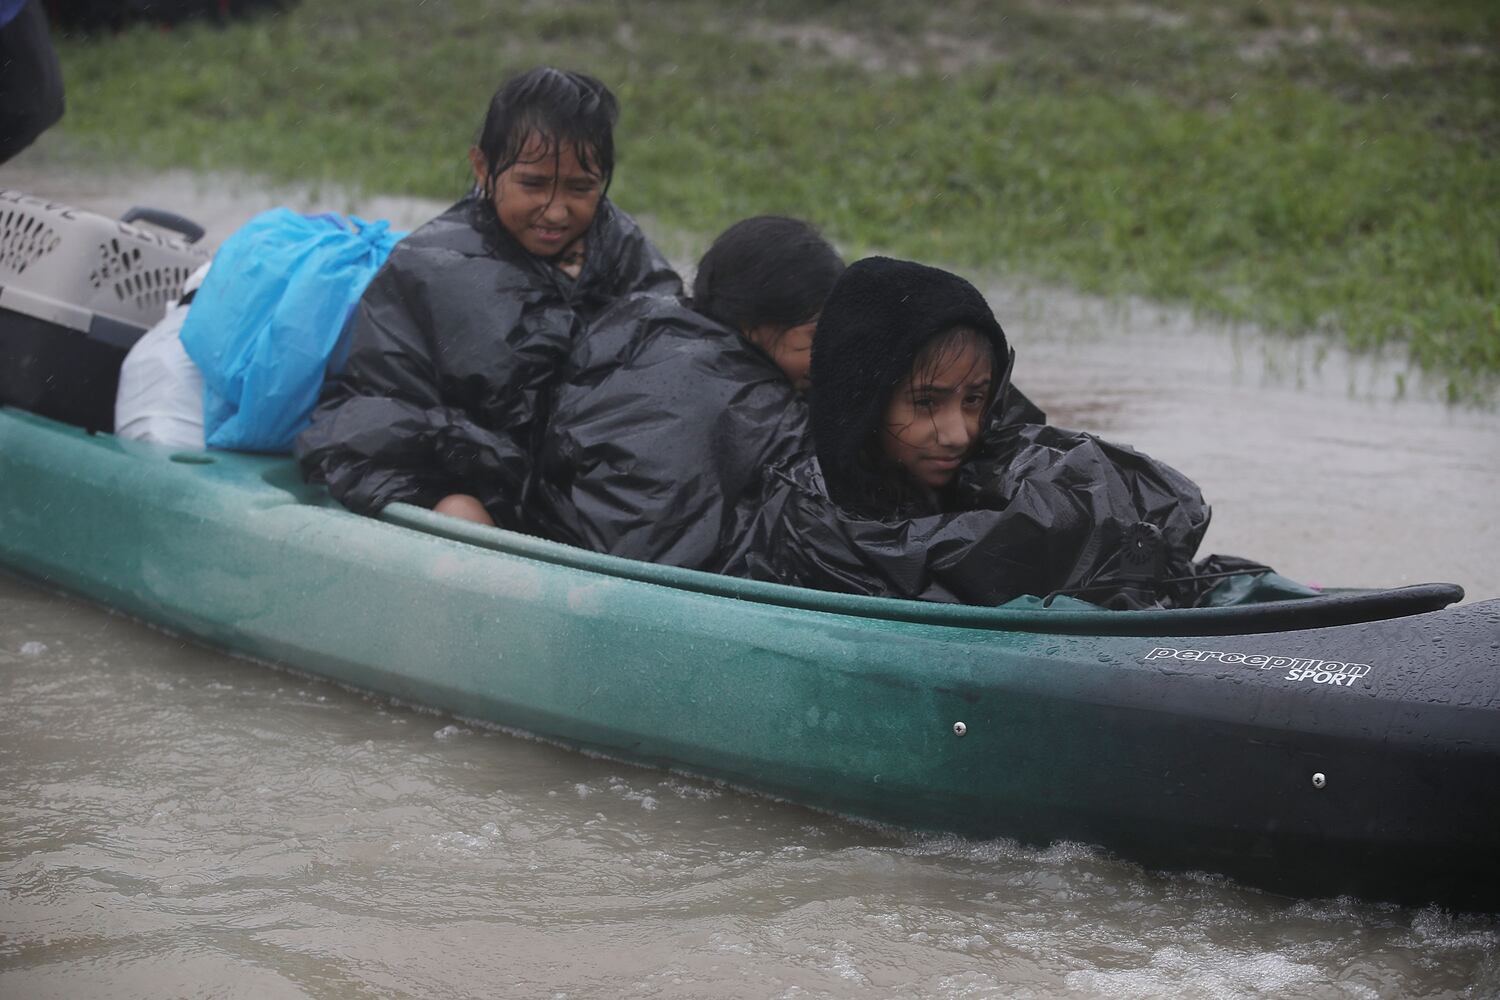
[{"left": 114, "top": 263, "right": 211, "bottom": 448}]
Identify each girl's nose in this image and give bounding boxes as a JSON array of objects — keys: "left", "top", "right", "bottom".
[{"left": 934, "top": 405, "right": 972, "bottom": 448}]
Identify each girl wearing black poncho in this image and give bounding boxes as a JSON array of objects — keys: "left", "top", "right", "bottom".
[
  {"left": 808, "top": 256, "right": 1015, "bottom": 519},
  {"left": 530, "top": 216, "right": 845, "bottom": 568},
  {"left": 725, "top": 257, "right": 1225, "bottom": 609},
  {"left": 295, "top": 68, "right": 680, "bottom": 529}
]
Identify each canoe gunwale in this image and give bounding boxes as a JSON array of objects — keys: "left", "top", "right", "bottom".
[{"left": 383, "top": 504, "right": 1464, "bottom": 637}]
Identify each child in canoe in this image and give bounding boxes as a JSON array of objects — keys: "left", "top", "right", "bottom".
[
  {"left": 808, "top": 256, "right": 1013, "bottom": 519},
  {"left": 296, "top": 67, "right": 681, "bottom": 529},
  {"left": 529, "top": 216, "right": 845, "bottom": 568},
  {"left": 727, "top": 257, "right": 1222, "bottom": 608}
]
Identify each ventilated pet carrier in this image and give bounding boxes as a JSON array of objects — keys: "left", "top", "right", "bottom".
[{"left": 0, "top": 189, "right": 212, "bottom": 431}]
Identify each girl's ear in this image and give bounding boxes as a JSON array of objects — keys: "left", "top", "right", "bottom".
[
  {"left": 743, "top": 324, "right": 777, "bottom": 352},
  {"left": 468, "top": 146, "right": 490, "bottom": 191}
]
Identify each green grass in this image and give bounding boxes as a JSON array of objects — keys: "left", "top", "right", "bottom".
[{"left": 47, "top": 0, "right": 1500, "bottom": 398}]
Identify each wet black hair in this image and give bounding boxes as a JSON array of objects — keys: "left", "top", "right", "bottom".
[
  {"left": 903, "top": 326, "right": 996, "bottom": 397},
  {"left": 810, "top": 257, "right": 1010, "bottom": 518},
  {"left": 473, "top": 67, "right": 619, "bottom": 196},
  {"left": 691, "top": 216, "right": 845, "bottom": 336}
]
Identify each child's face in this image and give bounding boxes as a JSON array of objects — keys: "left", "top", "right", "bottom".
[
  {"left": 747, "top": 320, "right": 817, "bottom": 393},
  {"left": 470, "top": 133, "right": 604, "bottom": 260},
  {"left": 879, "top": 332, "right": 993, "bottom": 489}
]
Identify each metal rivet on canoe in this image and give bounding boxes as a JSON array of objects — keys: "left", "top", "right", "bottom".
[
  {"left": 953, "top": 722, "right": 967, "bottom": 737},
  {"left": 1312, "top": 772, "right": 1327, "bottom": 789}
]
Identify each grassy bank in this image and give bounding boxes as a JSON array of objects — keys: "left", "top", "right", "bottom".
[{"left": 47, "top": 0, "right": 1500, "bottom": 398}]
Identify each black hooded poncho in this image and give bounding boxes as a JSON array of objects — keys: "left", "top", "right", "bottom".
[
  {"left": 295, "top": 194, "right": 681, "bottom": 528},
  {"left": 724, "top": 257, "right": 1218, "bottom": 609}
]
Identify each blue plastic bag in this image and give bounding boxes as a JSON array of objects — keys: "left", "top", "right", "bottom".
[{"left": 180, "top": 209, "right": 404, "bottom": 452}]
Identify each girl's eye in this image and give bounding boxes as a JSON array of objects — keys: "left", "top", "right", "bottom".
[
  {"left": 520, "top": 179, "right": 550, "bottom": 190},
  {"left": 912, "top": 397, "right": 936, "bottom": 411},
  {"left": 568, "top": 182, "right": 600, "bottom": 195},
  {"left": 964, "top": 393, "right": 987, "bottom": 408}
]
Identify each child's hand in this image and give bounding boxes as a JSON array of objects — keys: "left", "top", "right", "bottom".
[{"left": 556, "top": 239, "right": 586, "bottom": 279}]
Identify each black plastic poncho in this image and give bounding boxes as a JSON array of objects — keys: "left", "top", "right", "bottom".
[
  {"left": 530, "top": 293, "right": 809, "bottom": 569},
  {"left": 721, "top": 425, "right": 1213, "bottom": 609},
  {"left": 295, "top": 195, "right": 681, "bottom": 527}
]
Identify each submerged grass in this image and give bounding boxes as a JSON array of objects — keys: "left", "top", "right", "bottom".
[{"left": 46, "top": 0, "right": 1500, "bottom": 397}]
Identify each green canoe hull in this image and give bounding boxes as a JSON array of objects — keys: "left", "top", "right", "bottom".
[{"left": 2, "top": 408, "right": 1497, "bottom": 909}]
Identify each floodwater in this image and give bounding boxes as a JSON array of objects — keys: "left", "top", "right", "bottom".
[{"left": 3, "top": 157, "right": 1499, "bottom": 998}]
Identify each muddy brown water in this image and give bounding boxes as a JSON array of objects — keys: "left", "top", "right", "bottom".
[{"left": 3, "top": 160, "right": 1498, "bottom": 998}]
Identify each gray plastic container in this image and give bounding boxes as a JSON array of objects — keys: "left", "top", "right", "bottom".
[{"left": 0, "top": 189, "right": 212, "bottom": 431}]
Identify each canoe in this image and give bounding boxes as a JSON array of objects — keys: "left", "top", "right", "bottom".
[{"left": 2, "top": 405, "right": 1497, "bottom": 910}]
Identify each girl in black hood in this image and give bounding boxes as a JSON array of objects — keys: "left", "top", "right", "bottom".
[
  {"left": 809, "top": 256, "right": 1015, "bottom": 519},
  {"left": 744, "top": 254, "right": 1232, "bottom": 609}
]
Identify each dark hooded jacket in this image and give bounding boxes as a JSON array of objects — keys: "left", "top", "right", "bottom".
[
  {"left": 294, "top": 194, "right": 681, "bottom": 527},
  {"left": 722, "top": 257, "right": 1215, "bottom": 609}
]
